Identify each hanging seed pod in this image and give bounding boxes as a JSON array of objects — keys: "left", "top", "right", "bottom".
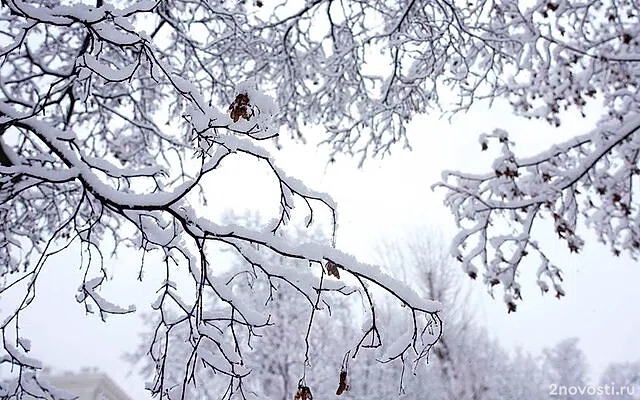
[
  {"left": 294, "top": 379, "right": 313, "bottom": 400},
  {"left": 336, "top": 369, "right": 349, "bottom": 395},
  {"left": 336, "top": 350, "right": 351, "bottom": 395}
]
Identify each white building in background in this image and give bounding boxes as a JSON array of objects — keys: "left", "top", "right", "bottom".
[{"left": 27, "top": 371, "right": 134, "bottom": 400}]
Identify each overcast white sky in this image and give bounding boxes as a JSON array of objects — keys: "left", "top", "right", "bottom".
[{"left": 4, "top": 98, "right": 640, "bottom": 399}]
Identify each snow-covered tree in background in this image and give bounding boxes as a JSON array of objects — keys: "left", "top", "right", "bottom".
[
  {"left": 374, "top": 230, "right": 549, "bottom": 400},
  {"left": 508, "top": 349, "right": 549, "bottom": 400},
  {"left": 598, "top": 361, "right": 640, "bottom": 400},
  {"left": 542, "top": 337, "right": 590, "bottom": 400},
  {"left": 0, "top": 2, "right": 443, "bottom": 398}
]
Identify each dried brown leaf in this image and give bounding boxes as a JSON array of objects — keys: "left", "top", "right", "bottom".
[
  {"left": 326, "top": 260, "right": 341, "bottom": 279},
  {"left": 229, "top": 93, "right": 252, "bottom": 122}
]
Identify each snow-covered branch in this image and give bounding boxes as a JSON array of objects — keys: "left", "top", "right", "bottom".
[
  {"left": 437, "top": 115, "right": 640, "bottom": 311},
  {"left": 0, "top": 2, "right": 443, "bottom": 398}
]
